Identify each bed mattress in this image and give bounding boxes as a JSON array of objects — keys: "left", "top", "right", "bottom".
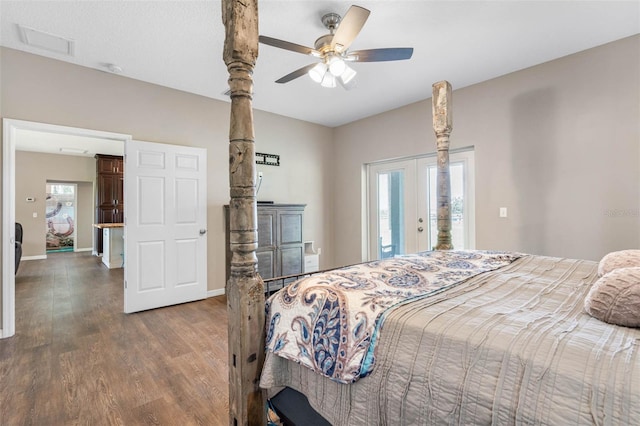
[{"left": 260, "top": 255, "right": 640, "bottom": 425}]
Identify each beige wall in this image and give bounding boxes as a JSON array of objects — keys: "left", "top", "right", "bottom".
[
  {"left": 16, "top": 151, "right": 95, "bottom": 256},
  {"left": 76, "top": 182, "right": 93, "bottom": 250},
  {"left": 332, "top": 35, "right": 640, "bottom": 265},
  {"left": 2, "top": 33, "right": 639, "bottom": 323},
  {"left": 0, "top": 47, "right": 334, "bottom": 299}
]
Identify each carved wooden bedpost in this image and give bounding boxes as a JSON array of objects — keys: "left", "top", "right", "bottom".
[
  {"left": 222, "top": 1, "right": 266, "bottom": 425},
  {"left": 432, "top": 81, "right": 454, "bottom": 250}
]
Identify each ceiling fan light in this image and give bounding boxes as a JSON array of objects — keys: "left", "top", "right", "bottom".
[
  {"left": 340, "top": 65, "right": 357, "bottom": 84},
  {"left": 328, "top": 56, "right": 346, "bottom": 77},
  {"left": 308, "top": 63, "right": 326, "bottom": 83},
  {"left": 320, "top": 72, "right": 337, "bottom": 88}
]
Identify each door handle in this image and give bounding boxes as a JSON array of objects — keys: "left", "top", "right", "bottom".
[{"left": 199, "top": 229, "right": 207, "bottom": 235}]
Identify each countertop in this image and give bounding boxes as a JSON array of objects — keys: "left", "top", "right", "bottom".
[{"left": 93, "top": 223, "right": 124, "bottom": 229}]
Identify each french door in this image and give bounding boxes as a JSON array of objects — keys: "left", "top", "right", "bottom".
[{"left": 368, "top": 150, "right": 475, "bottom": 260}]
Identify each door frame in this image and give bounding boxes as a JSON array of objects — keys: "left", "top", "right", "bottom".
[
  {"left": 45, "top": 181, "right": 78, "bottom": 253},
  {"left": 2, "top": 118, "right": 131, "bottom": 338},
  {"left": 365, "top": 147, "right": 476, "bottom": 261}
]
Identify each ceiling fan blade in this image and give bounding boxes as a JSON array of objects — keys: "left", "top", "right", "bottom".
[
  {"left": 347, "top": 48, "right": 414, "bottom": 62},
  {"left": 275, "top": 63, "right": 318, "bottom": 84},
  {"left": 259, "top": 35, "right": 319, "bottom": 56},
  {"left": 331, "top": 5, "right": 370, "bottom": 53}
]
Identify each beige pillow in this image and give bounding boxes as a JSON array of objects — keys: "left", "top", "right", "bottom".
[
  {"left": 584, "top": 267, "right": 640, "bottom": 328},
  {"left": 597, "top": 249, "right": 640, "bottom": 277}
]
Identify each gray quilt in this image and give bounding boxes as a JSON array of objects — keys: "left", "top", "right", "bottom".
[{"left": 260, "top": 255, "right": 640, "bottom": 425}]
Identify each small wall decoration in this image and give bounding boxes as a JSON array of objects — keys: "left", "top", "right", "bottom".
[{"left": 256, "top": 152, "right": 280, "bottom": 166}]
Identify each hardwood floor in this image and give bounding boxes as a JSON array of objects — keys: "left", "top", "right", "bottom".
[{"left": 0, "top": 252, "right": 230, "bottom": 425}]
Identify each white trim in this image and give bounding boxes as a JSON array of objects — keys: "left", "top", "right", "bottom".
[
  {"left": 2, "top": 120, "right": 17, "bottom": 339},
  {"left": 21, "top": 255, "right": 47, "bottom": 261},
  {"left": 366, "top": 146, "right": 475, "bottom": 167},
  {"left": 2, "top": 118, "right": 131, "bottom": 339},
  {"left": 74, "top": 248, "right": 93, "bottom": 253},
  {"left": 207, "top": 288, "right": 225, "bottom": 298}
]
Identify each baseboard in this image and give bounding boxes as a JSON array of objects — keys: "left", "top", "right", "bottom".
[
  {"left": 22, "top": 255, "right": 47, "bottom": 261},
  {"left": 75, "top": 248, "right": 93, "bottom": 252},
  {"left": 207, "top": 288, "right": 225, "bottom": 298}
]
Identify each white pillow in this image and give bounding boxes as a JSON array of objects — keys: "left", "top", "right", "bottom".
[
  {"left": 597, "top": 249, "right": 640, "bottom": 277},
  {"left": 584, "top": 267, "right": 640, "bottom": 328}
]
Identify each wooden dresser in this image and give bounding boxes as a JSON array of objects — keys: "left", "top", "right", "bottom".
[
  {"left": 224, "top": 204, "right": 305, "bottom": 289},
  {"left": 95, "top": 154, "right": 124, "bottom": 254}
]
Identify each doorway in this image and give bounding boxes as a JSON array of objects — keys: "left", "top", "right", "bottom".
[
  {"left": 2, "top": 118, "right": 130, "bottom": 338},
  {"left": 367, "top": 149, "right": 476, "bottom": 260},
  {"left": 46, "top": 182, "right": 77, "bottom": 253}
]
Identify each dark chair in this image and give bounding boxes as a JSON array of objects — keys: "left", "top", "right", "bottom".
[{"left": 15, "top": 222, "right": 23, "bottom": 274}]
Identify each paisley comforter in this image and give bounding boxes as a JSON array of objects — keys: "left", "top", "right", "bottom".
[
  {"left": 264, "top": 250, "right": 523, "bottom": 383},
  {"left": 261, "top": 255, "right": 640, "bottom": 425}
]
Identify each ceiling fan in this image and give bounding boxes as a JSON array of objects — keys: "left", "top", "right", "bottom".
[{"left": 259, "top": 5, "right": 413, "bottom": 89}]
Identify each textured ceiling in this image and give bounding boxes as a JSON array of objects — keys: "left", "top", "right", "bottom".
[{"left": 1, "top": 1, "right": 639, "bottom": 129}]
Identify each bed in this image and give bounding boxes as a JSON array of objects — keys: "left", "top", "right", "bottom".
[
  {"left": 220, "top": 3, "right": 639, "bottom": 424},
  {"left": 260, "top": 252, "right": 640, "bottom": 425}
]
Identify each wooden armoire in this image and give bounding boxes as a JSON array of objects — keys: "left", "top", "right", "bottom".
[
  {"left": 224, "top": 204, "right": 305, "bottom": 292},
  {"left": 95, "top": 154, "right": 124, "bottom": 254}
]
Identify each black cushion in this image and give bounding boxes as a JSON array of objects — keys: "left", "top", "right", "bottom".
[
  {"left": 15, "top": 222, "right": 23, "bottom": 244},
  {"left": 15, "top": 241, "right": 22, "bottom": 274},
  {"left": 15, "top": 222, "right": 23, "bottom": 274}
]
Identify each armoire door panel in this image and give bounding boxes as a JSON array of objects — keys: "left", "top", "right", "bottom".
[
  {"left": 257, "top": 250, "right": 276, "bottom": 279},
  {"left": 280, "top": 246, "right": 304, "bottom": 276},
  {"left": 279, "top": 213, "right": 303, "bottom": 245},
  {"left": 257, "top": 210, "right": 276, "bottom": 248}
]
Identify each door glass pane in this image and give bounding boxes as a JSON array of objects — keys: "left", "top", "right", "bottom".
[
  {"left": 450, "top": 163, "right": 465, "bottom": 249},
  {"left": 428, "top": 163, "right": 465, "bottom": 249},
  {"left": 377, "top": 171, "right": 405, "bottom": 258},
  {"left": 46, "top": 183, "right": 75, "bottom": 253},
  {"left": 428, "top": 166, "right": 437, "bottom": 249}
]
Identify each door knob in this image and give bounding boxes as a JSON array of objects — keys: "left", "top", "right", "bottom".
[
  {"left": 418, "top": 218, "right": 424, "bottom": 223},
  {"left": 199, "top": 229, "right": 207, "bottom": 235},
  {"left": 418, "top": 227, "right": 424, "bottom": 232}
]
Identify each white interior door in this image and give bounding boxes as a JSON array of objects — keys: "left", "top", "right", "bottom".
[{"left": 124, "top": 140, "right": 207, "bottom": 313}]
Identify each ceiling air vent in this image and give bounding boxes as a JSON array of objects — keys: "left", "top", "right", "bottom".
[{"left": 17, "top": 24, "right": 75, "bottom": 56}]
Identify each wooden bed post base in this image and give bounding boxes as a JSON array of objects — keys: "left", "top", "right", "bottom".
[
  {"left": 432, "top": 81, "right": 454, "bottom": 250},
  {"left": 222, "top": 1, "right": 266, "bottom": 425}
]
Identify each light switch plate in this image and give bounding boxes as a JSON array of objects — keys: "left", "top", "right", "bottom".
[{"left": 499, "top": 207, "right": 507, "bottom": 218}]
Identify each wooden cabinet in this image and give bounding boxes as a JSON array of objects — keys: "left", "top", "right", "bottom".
[
  {"left": 95, "top": 155, "right": 124, "bottom": 254},
  {"left": 225, "top": 204, "right": 305, "bottom": 291},
  {"left": 97, "top": 156, "right": 123, "bottom": 174}
]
